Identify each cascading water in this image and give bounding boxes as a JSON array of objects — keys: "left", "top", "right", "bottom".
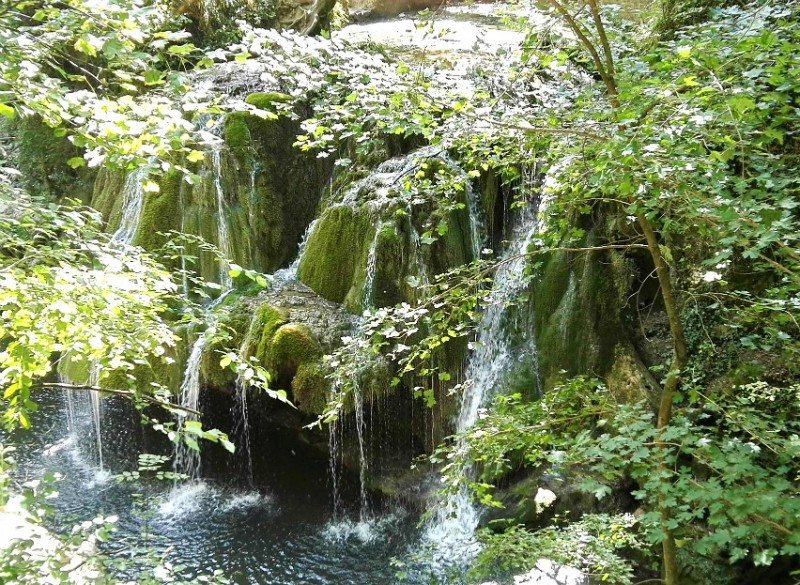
[
  {"left": 174, "top": 151, "right": 236, "bottom": 479},
  {"left": 424, "top": 166, "right": 543, "bottom": 565},
  {"left": 113, "top": 166, "right": 148, "bottom": 245},
  {"left": 63, "top": 165, "right": 152, "bottom": 470},
  {"left": 87, "top": 363, "right": 104, "bottom": 470},
  {"left": 211, "top": 147, "right": 234, "bottom": 289},
  {"left": 273, "top": 218, "right": 318, "bottom": 285},
  {"left": 174, "top": 332, "right": 206, "bottom": 479},
  {"left": 362, "top": 224, "right": 382, "bottom": 312},
  {"left": 232, "top": 349, "right": 254, "bottom": 484}
]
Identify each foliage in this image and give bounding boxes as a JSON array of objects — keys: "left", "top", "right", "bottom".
[
  {"left": 440, "top": 377, "right": 800, "bottom": 577},
  {"left": 0, "top": 190, "right": 179, "bottom": 430},
  {"left": 472, "top": 515, "right": 644, "bottom": 585}
]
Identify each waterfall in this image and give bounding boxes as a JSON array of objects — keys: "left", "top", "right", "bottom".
[
  {"left": 425, "top": 166, "right": 542, "bottom": 564},
  {"left": 88, "top": 363, "right": 104, "bottom": 470},
  {"left": 113, "top": 166, "right": 148, "bottom": 245},
  {"left": 232, "top": 374, "right": 254, "bottom": 484},
  {"left": 273, "top": 219, "right": 318, "bottom": 285},
  {"left": 62, "top": 374, "right": 77, "bottom": 435},
  {"left": 464, "top": 176, "right": 484, "bottom": 260},
  {"left": 362, "top": 225, "right": 382, "bottom": 312},
  {"left": 70, "top": 165, "right": 150, "bottom": 466},
  {"left": 174, "top": 333, "right": 205, "bottom": 479},
  {"left": 351, "top": 375, "right": 370, "bottom": 519},
  {"left": 211, "top": 148, "right": 234, "bottom": 289},
  {"left": 328, "top": 395, "right": 343, "bottom": 516}
]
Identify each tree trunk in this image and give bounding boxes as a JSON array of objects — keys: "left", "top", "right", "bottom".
[{"left": 637, "top": 212, "right": 687, "bottom": 585}]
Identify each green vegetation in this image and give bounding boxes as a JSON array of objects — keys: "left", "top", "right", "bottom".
[{"left": 2, "top": 0, "right": 800, "bottom": 583}]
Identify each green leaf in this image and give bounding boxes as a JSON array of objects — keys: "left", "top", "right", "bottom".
[
  {"left": 67, "top": 157, "right": 86, "bottom": 169},
  {"left": 187, "top": 150, "right": 205, "bottom": 163}
]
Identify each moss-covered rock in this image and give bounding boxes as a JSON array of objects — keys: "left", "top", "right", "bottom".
[
  {"left": 13, "top": 116, "right": 94, "bottom": 202},
  {"left": 291, "top": 361, "right": 330, "bottom": 414},
  {"left": 133, "top": 170, "right": 183, "bottom": 252},
  {"left": 91, "top": 169, "right": 126, "bottom": 229},
  {"left": 90, "top": 109, "right": 333, "bottom": 284},
  {"left": 223, "top": 114, "right": 252, "bottom": 158},
  {"left": 267, "top": 323, "right": 322, "bottom": 384},
  {"left": 531, "top": 225, "right": 659, "bottom": 404},
  {"left": 298, "top": 149, "right": 480, "bottom": 313},
  {"left": 246, "top": 304, "right": 290, "bottom": 364},
  {"left": 297, "top": 205, "right": 375, "bottom": 309},
  {"left": 245, "top": 92, "right": 293, "bottom": 108}
]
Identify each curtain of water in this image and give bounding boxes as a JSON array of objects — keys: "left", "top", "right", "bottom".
[
  {"left": 113, "top": 166, "right": 148, "bottom": 245},
  {"left": 232, "top": 377, "right": 254, "bottom": 485},
  {"left": 425, "top": 165, "right": 542, "bottom": 564},
  {"left": 211, "top": 148, "right": 234, "bottom": 289}
]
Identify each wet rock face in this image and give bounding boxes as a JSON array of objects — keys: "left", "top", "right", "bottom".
[
  {"left": 298, "top": 147, "right": 481, "bottom": 314},
  {"left": 240, "top": 282, "right": 357, "bottom": 414}
]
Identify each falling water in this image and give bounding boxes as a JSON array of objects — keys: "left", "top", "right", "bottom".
[
  {"left": 61, "top": 374, "right": 77, "bottom": 435},
  {"left": 88, "top": 363, "right": 104, "bottom": 470},
  {"left": 273, "top": 219, "right": 319, "bottom": 284},
  {"left": 174, "top": 332, "right": 206, "bottom": 479},
  {"left": 174, "top": 290, "right": 231, "bottom": 479},
  {"left": 232, "top": 376, "right": 254, "bottom": 484},
  {"left": 425, "top": 166, "right": 542, "bottom": 563},
  {"left": 70, "top": 165, "right": 150, "bottom": 464},
  {"left": 351, "top": 375, "right": 370, "bottom": 519},
  {"left": 362, "top": 225, "right": 382, "bottom": 312},
  {"left": 113, "top": 166, "right": 148, "bottom": 245},
  {"left": 211, "top": 148, "right": 234, "bottom": 289}
]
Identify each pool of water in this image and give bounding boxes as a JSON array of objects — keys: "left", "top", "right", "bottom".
[{"left": 7, "top": 394, "right": 424, "bottom": 585}]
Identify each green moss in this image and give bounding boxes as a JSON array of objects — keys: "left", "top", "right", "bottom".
[
  {"left": 297, "top": 205, "right": 375, "bottom": 311},
  {"left": 15, "top": 116, "right": 92, "bottom": 202},
  {"left": 224, "top": 114, "right": 252, "bottom": 157},
  {"left": 266, "top": 323, "right": 322, "bottom": 386},
  {"left": 133, "top": 170, "right": 183, "bottom": 253},
  {"left": 291, "top": 361, "right": 330, "bottom": 414},
  {"left": 58, "top": 356, "right": 90, "bottom": 385},
  {"left": 90, "top": 169, "right": 126, "bottom": 229},
  {"left": 246, "top": 304, "right": 290, "bottom": 364},
  {"left": 58, "top": 350, "right": 182, "bottom": 395},
  {"left": 245, "top": 92, "right": 293, "bottom": 108}
]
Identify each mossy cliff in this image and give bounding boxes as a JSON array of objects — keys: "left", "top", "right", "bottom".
[
  {"left": 530, "top": 221, "right": 661, "bottom": 405},
  {"left": 90, "top": 103, "right": 333, "bottom": 283},
  {"left": 297, "top": 150, "right": 479, "bottom": 313}
]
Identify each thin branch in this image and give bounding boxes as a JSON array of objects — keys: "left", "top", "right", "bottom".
[
  {"left": 35, "top": 382, "right": 200, "bottom": 416},
  {"left": 586, "top": 0, "right": 616, "bottom": 80},
  {"left": 543, "top": 0, "right": 618, "bottom": 102},
  {"left": 454, "top": 108, "right": 606, "bottom": 141}
]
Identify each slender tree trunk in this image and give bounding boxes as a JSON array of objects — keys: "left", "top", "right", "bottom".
[{"left": 637, "top": 212, "right": 687, "bottom": 585}]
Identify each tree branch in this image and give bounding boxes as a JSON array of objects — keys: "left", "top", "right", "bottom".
[
  {"left": 34, "top": 382, "right": 200, "bottom": 416},
  {"left": 543, "top": 0, "right": 618, "bottom": 102}
]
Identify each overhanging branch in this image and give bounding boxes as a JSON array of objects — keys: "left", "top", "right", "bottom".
[{"left": 35, "top": 382, "right": 201, "bottom": 416}]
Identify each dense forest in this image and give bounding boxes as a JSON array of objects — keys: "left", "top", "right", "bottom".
[{"left": 1, "top": 0, "right": 799, "bottom": 583}]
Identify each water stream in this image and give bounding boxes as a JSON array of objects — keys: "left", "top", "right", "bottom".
[
  {"left": 425, "top": 167, "right": 542, "bottom": 566},
  {"left": 112, "top": 166, "right": 148, "bottom": 245},
  {"left": 212, "top": 147, "right": 234, "bottom": 289}
]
